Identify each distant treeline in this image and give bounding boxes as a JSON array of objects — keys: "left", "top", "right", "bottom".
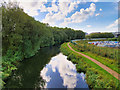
[
  {"left": 1, "top": 2, "right": 85, "bottom": 81},
  {"left": 86, "top": 32, "right": 114, "bottom": 39},
  {"left": 118, "top": 36, "right": 120, "bottom": 42}
]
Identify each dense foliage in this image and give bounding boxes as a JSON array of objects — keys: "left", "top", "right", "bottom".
[
  {"left": 86, "top": 32, "right": 114, "bottom": 39},
  {"left": 107, "top": 38, "right": 118, "bottom": 41},
  {"left": 60, "top": 43, "right": 120, "bottom": 89},
  {"left": 1, "top": 2, "right": 85, "bottom": 86}
]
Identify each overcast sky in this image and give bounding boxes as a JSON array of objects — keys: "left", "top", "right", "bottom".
[{"left": 1, "top": 0, "right": 120, "bottom": 33}]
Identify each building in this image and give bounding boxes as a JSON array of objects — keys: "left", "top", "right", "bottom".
[{"left": 112, "top": 32, "right": 120, "bottom": 38}]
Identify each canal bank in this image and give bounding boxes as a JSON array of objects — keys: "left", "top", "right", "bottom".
[{"left": 60, "top": 43, "right": 120, "bottom": 89}]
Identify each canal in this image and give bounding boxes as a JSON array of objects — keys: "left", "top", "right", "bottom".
[{"left": 5, "top": 46, "right": 88, "bottom": 88}]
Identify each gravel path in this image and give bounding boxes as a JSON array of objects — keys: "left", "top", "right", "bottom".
[{"left": 67, "top": 42, "right": 120, "bottom": 80}]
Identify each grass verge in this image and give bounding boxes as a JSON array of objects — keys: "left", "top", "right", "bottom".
[{"left": 69, "top": 42, "right": 120, "bottom": 74}]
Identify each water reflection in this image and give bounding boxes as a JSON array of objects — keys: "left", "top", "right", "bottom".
[
  {"left": 5, "top": 46, "right": 88, "bottom": 89},
  {"left": 5, "top": 46, "right": 60, "bottom": 88},
  {"left": 41, "top": 53, "right": 88, "bottom": 88}
]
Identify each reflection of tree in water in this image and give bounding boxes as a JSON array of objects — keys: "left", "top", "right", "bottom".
[
  {"left": 5, "top": 73, "right": 45, "bottom": 89},
  {"left": 34, "top": 75, "right": 46, "bottom": 89},
  {"left": 5, "top": 46, "right": 60, "bottom": 88}
]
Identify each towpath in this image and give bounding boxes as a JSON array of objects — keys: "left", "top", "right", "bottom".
[{"left": 67, "top": 42, "right": 120, "bottom": 80}]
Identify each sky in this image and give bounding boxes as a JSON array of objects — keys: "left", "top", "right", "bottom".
[{"left": 1, "top": 0, "right": 120, "bottom": 33}]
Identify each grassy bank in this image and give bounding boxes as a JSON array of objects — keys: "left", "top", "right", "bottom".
[
  {"left": 69, "top": 41, "right": 120, "bottom": 74},
  {"left": 60, "top": 43, "right": 120, "bottom": 89}
]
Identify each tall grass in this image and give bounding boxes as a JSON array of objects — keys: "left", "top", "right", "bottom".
[
  {"left": 75, "top": 40, "right": 119, "bottom": 61},
  {"left": 70, "top": 41, "right": 120, "bottom": 73}
]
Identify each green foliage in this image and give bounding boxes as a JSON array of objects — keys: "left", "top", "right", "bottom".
[
  {"left": 86, "top": 32, "right": 114, "bottom": 39},
  {"left": 107, "top": 38, "right": 118, "bottom": 41},
  {"left": 118, "top": 35, "right": 120, "bottom": 42}
]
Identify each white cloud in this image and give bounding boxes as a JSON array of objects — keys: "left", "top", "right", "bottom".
[
  {"left": 19, "top": 0, "right": 48, "bottom": 16},
  {"left": 90, "top": 0, "right": 99, "bottom": 2},
  {"left": 1, "top": 0, "right": 83, "bottom": 26},
  {"left": 100, "top": 8, "right": 102, "bottom": 11},
  {"left": 95, "top": 13, "right": 100, "bottom": 16},
  {"left": 106, "top": 18, "right": 120, "bottom": 29},
  {"left": 2, "top": 0, "right": 100, "bottom": 28},
  {"left": 106, "top": 18, "right": 120, "bottom": 32},
  {"left": 2, "top": 0, "right": 50, "bottom": 16},
  {"left": 1, "top": 0, "right": 48, "bottom": 16},
  {"left": 42, "top": 1, "right": 81, "bottom": 26},
  {"left": 60, "top": 3, "right": 96, "bottom": 26},
  {"left": 47, "top": 3, "right": 58, "bottom": 13},
  {"left": 86, "top": 25, "right": 91, "bottom": 27},
  {"left": 2, "top": 0, "right": 97, "bottom": 26}
]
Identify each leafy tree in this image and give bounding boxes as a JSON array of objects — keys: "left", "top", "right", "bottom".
[{"left": 86, "top": 32, "right": 114, "bottom": 38}]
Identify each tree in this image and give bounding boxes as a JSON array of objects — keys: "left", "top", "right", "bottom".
[
  {"left": 118, "top": 35, "right": 120, "bottom": 42},
  {"left": 86, "top": 33, "right": 114, "bottom": 38}
]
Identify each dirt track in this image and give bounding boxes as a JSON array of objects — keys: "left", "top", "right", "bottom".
[{"left": 67, "top": 42, "right": 120, "bottom": 80}]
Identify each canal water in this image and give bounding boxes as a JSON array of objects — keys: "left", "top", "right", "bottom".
[{"left": 5, "top": 46, "right": 88, "bottom": 89}]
